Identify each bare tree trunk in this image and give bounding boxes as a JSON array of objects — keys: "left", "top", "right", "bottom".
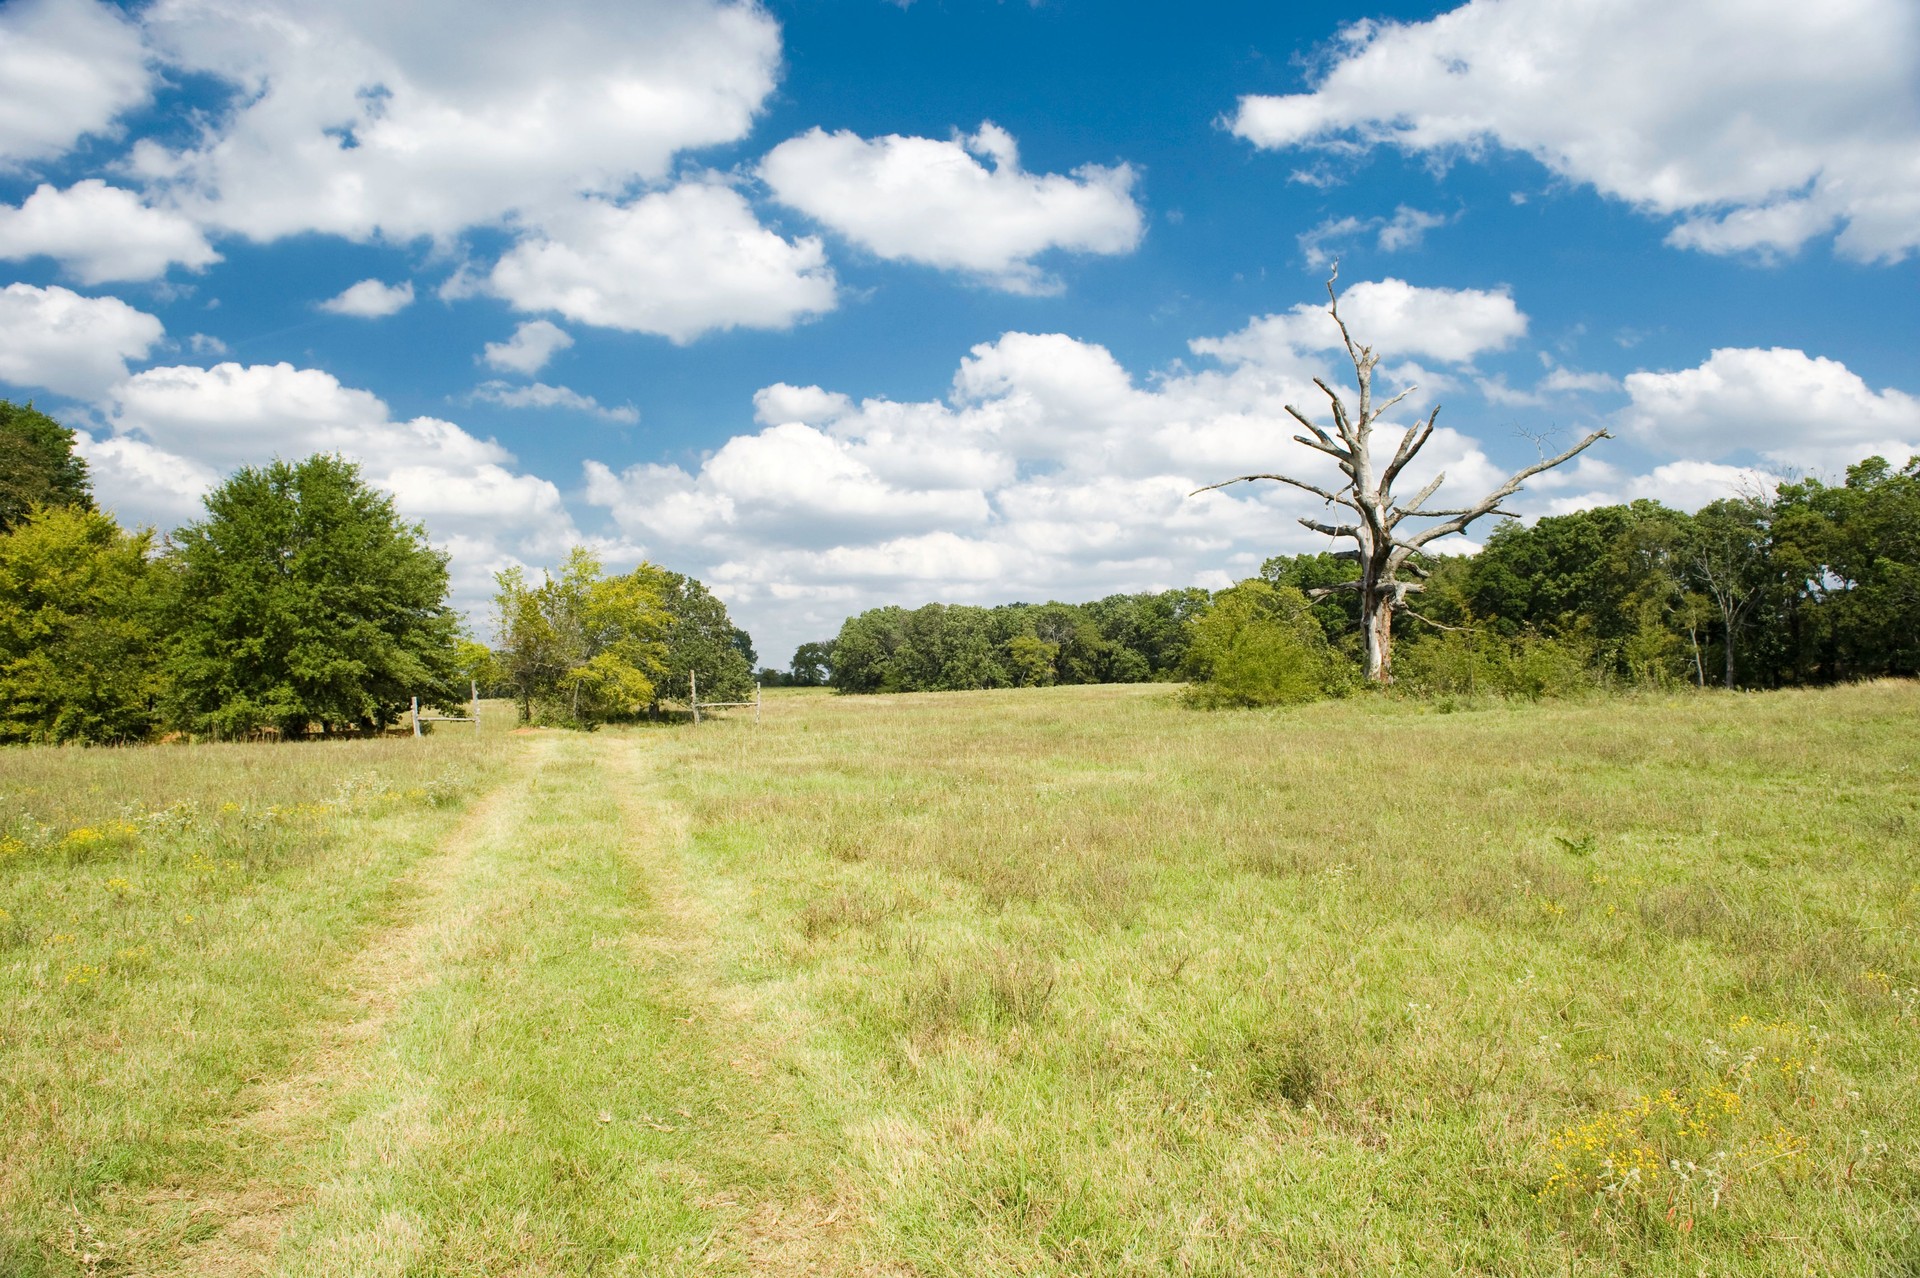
[
  {"left": 1722, "top": 610, "right": 1738, "bottom": 689},
  {"left": 1361, "top": 584, "right": 1393, "bottom": 683}
]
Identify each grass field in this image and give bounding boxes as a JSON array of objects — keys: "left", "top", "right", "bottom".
[{"left": 3, "top": 683, "right": 1917, "bottom": 1275}]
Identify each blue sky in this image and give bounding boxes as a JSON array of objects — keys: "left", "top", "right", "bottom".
[{"left": 2, "top": 0, "right": 1916, "bottom": 663}]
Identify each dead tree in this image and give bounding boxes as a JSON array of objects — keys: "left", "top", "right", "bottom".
[{"left": 1194, "top": 268, "right": 1610, "bottom": 684}]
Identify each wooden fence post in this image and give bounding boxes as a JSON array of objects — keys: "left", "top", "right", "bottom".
[
  {"left": 691, "top": 671, "right": 699, "bottom": 725},
  {"left": 755, "top": 681, "right": 762, "bottom": 725},
  {"left": 411, "top": 696, "right": 421, "bottom": 737},
  {"left": 471, "top": 678, "right": 480, "bottom": 734}
]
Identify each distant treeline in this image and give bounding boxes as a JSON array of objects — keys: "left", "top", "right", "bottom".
[
  {"left": 1398, "top": 455, "right": 1919, "bottom": 694},
  {"left": 798, "top": 452, "right": 1919, "bottom": 702},
  {"left": 803, "top": 591, "right": 1211, "bottom": 694}
]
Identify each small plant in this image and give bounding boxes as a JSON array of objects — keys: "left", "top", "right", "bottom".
[{"left": 1554, "top": 833, "right": 1597, "bottom": 858}]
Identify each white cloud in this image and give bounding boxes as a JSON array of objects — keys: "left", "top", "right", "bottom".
[
  {"left": 0, "top": 283, "right": 164, "bottom": 397},
  {"left": 1190, "top": 277, "right": 1526, "bottom": 366},
  {"left": 482, "top": 319, "right": 572, "bottom": 374},
  {"left": 90, "top": 360, "right": 582, "bottom": 612},
  {"left": 131, "top": 0, "right": 782, "bottom": 243},
  {"left": 1620, "top": 347, "right": 1920, "bottom": 471},
  {"left": 1376, "top": 205, "right": 1447, "bottom": 253},
  {"left": 1301, "top": 205, "right": 1449, "bottom": 267},
  {"left": 318, "top": 277, "right": 415, "bottom": 318},
  {"left": 187, "top": 332, "right": 228, "bottom": 356},
  {"left": 471, "top": 379, "right": 638, "bottom": 424},
  {"left": 581, "top": 278, "right": 1548, "bottom": 660},
  {"left": 1540, "top": 459, "right": 1774, "bottom": 517},
  {"left": 1230, "top": 0, "right": 1920, "bottom": 262},
  {"left": 752, "top": 381, "right": 852, "bottom": 426},
  {"left": 0, "top": 181, "right": 220, "bottom": 283},
  {"left": 760, "top": 121, "right": 1143, "bottom": 292},
  {"left": 487, "top": 182, "right": 836, "bottom": 342},
  {"left": 0, "top": 0, "right": 151, "bottom": 166},
  {"left": 1539, "top": 367, "right": 1620, "bottom": 395}
]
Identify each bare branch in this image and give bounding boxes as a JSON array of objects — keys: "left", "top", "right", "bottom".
[
  {"left": 1371, "top": 385, "right": 1415, "bottom": 422},
  {"left": 1189, "top": 473, "right": 1358, "bottom": 509},
  {"left": 1306, "top": 581, "right": 1363, "bottom": 598},
  {"left": 1388, "top": 473, "right": 1446, "bottom": 527},
  {"left": 1402, "top": 429, "right": 1611, "bottom": 548},
  {"left": 1285, "top": 405, "right": 1349, "bottom": 460},
  {"left": 1381, "top": 407, "right": 1440, "bottom": 489},
  {"left": 1299, "top": 516, "right": 1359, "bottom": 539},
  {"left": 1399, "top": 604, "right": 1469, "bottom": 632},
  {"left": 1324, "top": 261, "right": 1364, "bottom": 370},
  {"left": 1292, "top": 434, "right": 1354, "bottom": 469},
  {"left": 1313, "top": 379, "right": 1355, "bottom": 443}
]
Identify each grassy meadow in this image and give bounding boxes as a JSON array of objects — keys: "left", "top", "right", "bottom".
[{"left": 2, "top": 683, "right": 1917, "bottom": 1274}]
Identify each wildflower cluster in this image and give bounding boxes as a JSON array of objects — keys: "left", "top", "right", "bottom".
[{"left": 1540, "top": 1016, "right": 1827, "bottom": 1213}]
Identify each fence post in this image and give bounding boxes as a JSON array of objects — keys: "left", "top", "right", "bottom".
[
  {"left": 471, "top": 678, "right": 480, "bottom": 734},
  {"left": 755, "top": 681, "right": 761, "bottom": 725},
  {"left": 691, "top": 671, "right": 699, "bottom": 725},
  {"left": 411, "top": 696, "right": 421, "bottom": 737}
]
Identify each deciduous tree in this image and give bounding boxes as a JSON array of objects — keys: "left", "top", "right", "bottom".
[
  {"left": 0, "top": 506, "right": 165, "bottom": 743},
  {"left": 165, "top": 454, "right": 462, "bottom": 737},
  {"left": 0, "top": 401, "right": 94, "bottom": 533}
]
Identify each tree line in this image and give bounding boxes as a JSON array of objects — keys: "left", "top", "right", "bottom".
[
  {"left": 803, "top": 591, "right": 1211, "bottom": 694},
  {"left": 0, "top": 402, "right": 755, "bottom": 744},
  {"left": 798, "top": 452, "right": 1918, "bottom": 705}
]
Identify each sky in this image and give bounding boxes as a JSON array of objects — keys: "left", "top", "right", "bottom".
[{"left": 1, "top": 0, "right": 1917, "bottom": 666}]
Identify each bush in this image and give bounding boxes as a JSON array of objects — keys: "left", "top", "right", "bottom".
[
  {"left": 1394, "top": 626, "right": 1603, "bottom": 701},
  {"left": 1182, "top": 581, "right": 1356, "bottom": 708}
]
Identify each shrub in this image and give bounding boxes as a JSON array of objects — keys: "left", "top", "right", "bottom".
[{"left": 1182, "top": 581, "right": 1355, "bottom": 708}]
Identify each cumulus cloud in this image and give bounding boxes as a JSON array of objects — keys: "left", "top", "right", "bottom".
[
  {"left": 482, "top": 319, "right": 572, "bottom": 374},
  {"left": 318, "top": 277, "right": 415, "bottom": 317},
  {"left": 86, "top": 361, "right": 581, "bottom": 609},
  {"left": 487, "top": 182, "right": 836, "bottom": 342},
  {"left": 470, "top": 379, "right": 638, "bottom": 424},
  {"left": 760, "top": 121, "right": 1143, "bottom": 292},
  {"left": 1298, "top": 205, "right": 1447, "bottom": 269},
  {"left": 129, "top": 0, "right": 781, "bottom": 243},
  {"left": 1230, "top": 0, "right": 1920, "bottom": 262},
  {"left": 582, "top": 277, "right": 1539, "bottom": 659},
  {"left": 1189, "top": 277, "right": 1526, "bottom": 366},
  {"left": 1539, "top": 367, "right": 1621, "bottom": 396},
  {"left": 0, "top": 0, "right": 151, "bottom": 166},
  {"left": 0, "top": 283, "right": 164, "bottom": 397},
  {"left": 753, "top": 381, "right": 853, "bottom": 426},
  {"left": 1619, "top": 346, "right": 1920, "bottom": 471},
  {"left": 0, "top": 181, "right": 220, "bottom": 283}
]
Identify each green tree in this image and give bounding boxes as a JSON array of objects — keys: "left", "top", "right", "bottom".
[
  {"left": 1771, "top": 457, "right": 1920, "bottom": 681},
  {"left": 494, "top": 549, "right": 670, "bottom": 725},
  {"left": 632, "top": 565, "right": 754, "bottom": 709},
  {"left": 789, "top": 640, "right": 834, "bottom": 686},
  {"left": 166, "top": 454, "right": 463, "bottom": 738},
  {"left": 829, "top": 607, "right": 907, "bottom": 692},
  {"left": 0, "top": 506, "right": 166, "bottom": 743},
  {"left": 1182, "top": 581, "right": 1351, "bottom": 708},
  {"left": 1006, "top": 632, "right": 1059, "bottom": 687},
  {"left": 0, "top": 401, "right": 94, "bottom": 533},
  {"left": 1686, "top": 495, "right": 1774, "bottom": 688}
]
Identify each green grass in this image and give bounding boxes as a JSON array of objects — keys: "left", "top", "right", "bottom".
[{"left": 3, "top": 684, "right": 1918, "bottom": 1273}]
